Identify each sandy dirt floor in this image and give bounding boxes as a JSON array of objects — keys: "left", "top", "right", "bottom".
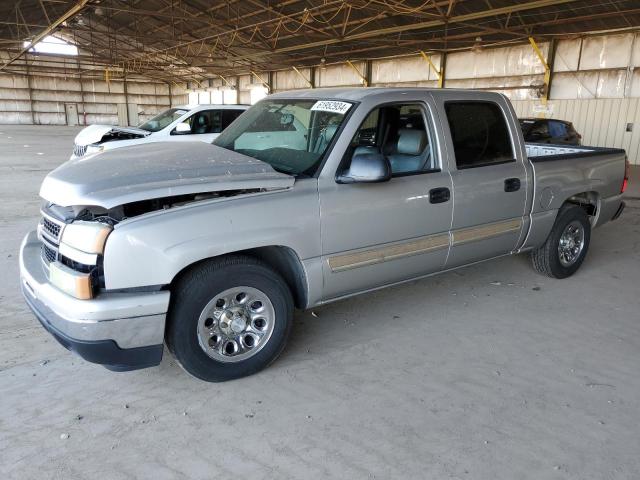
[{"left": 1, "top": 125, "right": 639, "bottom": 480}]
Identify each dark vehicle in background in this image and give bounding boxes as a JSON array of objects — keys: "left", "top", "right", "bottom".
[{"left": 520, "top": 118, "right": 582, "bottom": 145}]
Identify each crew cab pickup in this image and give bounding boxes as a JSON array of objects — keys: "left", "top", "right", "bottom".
[{"left": 19, "top": 88, "right": 630, "bottom": 382}]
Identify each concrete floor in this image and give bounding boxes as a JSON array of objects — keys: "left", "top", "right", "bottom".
[{"left": 1, "top": 125, "right": 639, "bottom": 480}]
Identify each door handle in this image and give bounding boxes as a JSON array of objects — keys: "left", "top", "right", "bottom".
[
  {"left": 504, "top": 178, "right": 521, "bottom": 192},
  {"left": 429, "top": 187, "right": 450, "bottom": 204}
]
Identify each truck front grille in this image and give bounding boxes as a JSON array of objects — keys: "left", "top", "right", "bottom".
[
  {"left": 42, "top": 216, "right": 62, "bottom": 240},
  {"left": 38, "top": 205, "right": 103, "bottom": 293},
  {"left": 42, "top": 242, "right": 58, "bottom": 265},
  {"left": 73, "top": 144, "right": 87, "bottom": 157},
  {"left": 39, "top": 209, "right": 65, "bottom": 268}
]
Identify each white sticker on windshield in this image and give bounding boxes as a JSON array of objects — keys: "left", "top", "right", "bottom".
[
  {"left": 311, "top": 100, "right": 351, "bottom": 115},
  {"left": 175, "top": 110, "right": 188, "bottom": 115}
]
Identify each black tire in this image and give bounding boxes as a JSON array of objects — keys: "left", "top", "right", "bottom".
[
  {"left": 166, "top": 255, "right": 293, "bottom": 382},
  {"left": 531, "top": 205, "right": 591, "bottom": 279}
]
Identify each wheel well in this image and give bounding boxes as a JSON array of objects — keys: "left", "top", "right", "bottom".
[
  {"left": 242, "top": 246, "right": 308, "bottom": 310},
  {"left": 170, "top": 246, "right": 308, "bottom": 310},
  {"left": 562, "top": 191, "right": 599, "bottom": 221}
]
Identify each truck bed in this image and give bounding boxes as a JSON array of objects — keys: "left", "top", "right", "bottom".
[{"left": 525, "top": 142, "right": 626, "bottom": 235}]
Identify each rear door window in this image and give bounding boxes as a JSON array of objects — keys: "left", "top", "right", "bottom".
[
  {"left": 445, "top": 102, "right": 514, "bottom": 169},
  {"left": 222, "top": 109, "right": 244, "bottom": 130},
  {"left": 185, "top": 110, "right": 222, "bottom": 134}
]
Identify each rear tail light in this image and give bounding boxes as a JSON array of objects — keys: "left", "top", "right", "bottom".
[{"left": 621, "top": 157, "right": 630, "bottom": 193}]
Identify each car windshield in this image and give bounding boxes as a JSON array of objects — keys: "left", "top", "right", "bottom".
[
  {"left": 138, "top": 108, "right": 188, "bottom": 132},
  {"left": 213, "top": 99, "right": 353, "bottom": 177}
]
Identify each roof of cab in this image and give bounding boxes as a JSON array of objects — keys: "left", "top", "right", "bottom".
[
  {"left": 172, "top": 104, "right": 250, "bottom": 110},
  {"left": 267, "top": 87, "right": 509, "bottom": 102}
]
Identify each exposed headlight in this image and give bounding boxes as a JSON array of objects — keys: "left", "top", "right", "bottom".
[
  {"left": 60, "top": 221, "right": 113, "bottom": 254},
  {"left": 86, "top": 144, "right": 105, "bottom": 155}
]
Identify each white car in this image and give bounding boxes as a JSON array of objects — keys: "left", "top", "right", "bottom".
[{"left": 70, "top": 104, "right": 249, "bottom": 160}]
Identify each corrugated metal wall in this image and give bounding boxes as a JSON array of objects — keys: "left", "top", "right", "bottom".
[
  {"left": 512, "top": 99, "right": 640, "bottom": 165},
  {"left": 0, "top": 71, "right": 187, "bottom": 126},
  {"left": 3, "top": 30, "right": 640, "bottom": 165}
]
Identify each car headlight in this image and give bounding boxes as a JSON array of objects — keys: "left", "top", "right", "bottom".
[
  {"left": 60, "top": 221, "right": 113, "bottom": 254},
  {"left": 86, "top": 144, "right": 105, "bottom": 155}
]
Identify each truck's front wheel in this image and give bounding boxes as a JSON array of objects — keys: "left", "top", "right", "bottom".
[
  {"left": 531, "top": 205, "right": 591, "bottom": 279},
  {"left": 167, "top": 256, "right": 293, "bottom": 382}
]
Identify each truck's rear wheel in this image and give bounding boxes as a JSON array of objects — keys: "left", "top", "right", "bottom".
[
  {"left": 167, "top": 256, "right": 293, "bottom": 382},
  {"left": 531, "top": 205, "right": 591, "bottom": 279}
]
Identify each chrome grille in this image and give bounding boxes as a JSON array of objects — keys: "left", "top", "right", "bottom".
[
  {"left": 42, "top": 242, "right": 57, "bottom": 264},
  {"left": 37, "top": 205, "right": 102, "bottom": 294},
  {"left": 42, "top": 216, "right": 61, "bottom": 240},
  {"left": 38, "top": 209, "right": 65, "bottom": 270},
  {"left": 73, "top": 144, "right": 87, "bottom": 157}
]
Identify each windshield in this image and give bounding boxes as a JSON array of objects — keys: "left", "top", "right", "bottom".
[
  {"left": 138, "top": 108, "right": 188, "bottom": 132},
  {"left": 213, "top": 99, "right": 353, "bottom": 176}
]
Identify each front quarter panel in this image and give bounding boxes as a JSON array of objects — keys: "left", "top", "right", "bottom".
[{"left": 103, "top": 179, "right": 320, "bottom": 291}]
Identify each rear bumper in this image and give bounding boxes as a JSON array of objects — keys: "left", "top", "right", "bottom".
[
  {"left": 611, "top": 201, "right": 625, "bottom": 221},
  {"left": 595, "top": 194, "right": 624, "bottom": 227},
  {"left": 19, "top": 231, "right": 170, "bottom": 371}
]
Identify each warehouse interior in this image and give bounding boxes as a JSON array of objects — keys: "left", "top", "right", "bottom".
[
  {"left": 1, "top": 1, "right": 639, "bottom": 478},
  {"left": 2, "top": 1, "right": 640, "bottom": 162}
]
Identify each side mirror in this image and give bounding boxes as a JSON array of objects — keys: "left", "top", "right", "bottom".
[
  {"left": 336, "top": 153, "right": 391, "bottom": 184},
  {"left": 172, "top": 122, "right": 191, "bottom": 135}
]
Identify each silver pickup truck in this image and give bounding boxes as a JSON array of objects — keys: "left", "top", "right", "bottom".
[{"left": 19, "top": 88, "right": 630, "bottom": 382}]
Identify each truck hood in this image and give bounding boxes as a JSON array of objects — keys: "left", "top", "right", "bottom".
[
  {"left": 74, "top": 124, "right": 151, "bottom": 146},
  {"left": 40, "top": 142, "right": 294, "bottom": 209}
]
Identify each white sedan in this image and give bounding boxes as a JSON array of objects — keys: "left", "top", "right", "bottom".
[{"left": 70, "top": 104, "right": 249, "bottom": 159}]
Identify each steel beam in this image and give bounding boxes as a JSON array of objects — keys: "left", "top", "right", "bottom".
[
  {"left": 528, "top": 36, "right": 551, "bottom": 105},
  {"left": 346, "top": 60, "right": 368, "bottom": 87},
  {"left": 218, "top": 75, "right": 236, "bottom": 89},
  {"left": 270, "top": 0, "right": 580, "bottom": 55},
  {"left": 292, "top": 66, "right": 313, "bottom": 88},
  {"left": 251, "top": 71, "right": 271, "bottom": 92},
  {"left": 0, "top": 0, "right": 90, "bottom": 73},
  {"left": 419, "top": 51, "right": 443, "bottom": 88}
]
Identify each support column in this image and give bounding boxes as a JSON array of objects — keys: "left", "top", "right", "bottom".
[
  {"left": 529, "top": 37, "right": 554, "bottom": 105},
  {"left": 76, "top": 59, "right": 86, "bottom": 125},
  {"left": 123, "top": 73, "right": 130, "bottom": 126},
  {"left": 25, "top": 55, "right": 35, "bottom": 124},
  {"left": 310, "top": 66, "right": 316, "bottom": 88}
]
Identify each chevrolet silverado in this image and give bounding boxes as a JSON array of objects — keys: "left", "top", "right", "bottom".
[{"left": 20, "top": 88, "right": 629, "bottom": 381}]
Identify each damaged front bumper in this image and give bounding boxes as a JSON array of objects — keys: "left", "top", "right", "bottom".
[{"left": 19, "top": 231, "right": 170, "bottom": 371}]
